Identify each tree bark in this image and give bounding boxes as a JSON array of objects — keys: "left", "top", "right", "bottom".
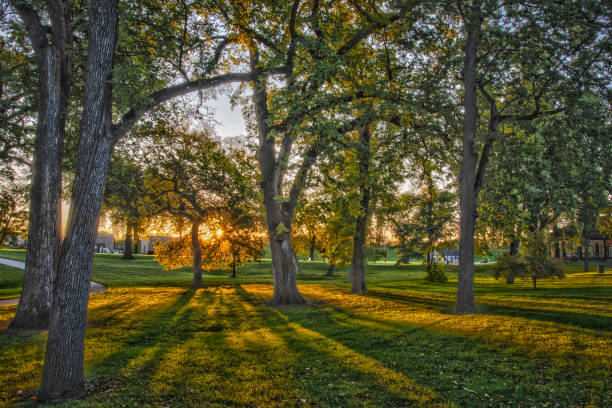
[
  {"left": 351, "top": 124, "right": 371, "bottom": 294},
  {"left": 38, "top": 0, "right": 118, "bottom": 401},
  {"left": 327, "top": 263, "right": 335, "bottom": 276},
  {"left": 456, "top": 6, "right": 482, "bottom": 315},
  {"left": 532, "top": 276, "right": 537, "bottom": 289},
  {"left": 291, "top": 245, "right": 302, "bottom": 274},
  {"left": 122, "top": 222, "right": 134, "bottom": 259},
  {"left": 251, "top": 53, "right": 305, "bottom": 306},
  {"left": 191, "top": 221, "right": 203, "bottom": 288},
  {"left": 9, "top": 0, "right": 73, "bottom": 330},
  {"left": 309, "top": 235, "right": 316, "bottom": 260}
]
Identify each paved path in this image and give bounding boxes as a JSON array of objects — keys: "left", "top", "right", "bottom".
[{"left": 0, "top": 257, "right": 107, "bottom": 306}]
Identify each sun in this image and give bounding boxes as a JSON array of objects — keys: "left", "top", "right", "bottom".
[{"left": 216, "top": 229, "right": 223, "bottom": 237}]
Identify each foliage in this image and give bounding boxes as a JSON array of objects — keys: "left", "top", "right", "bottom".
[
  {"left": 154, "top": 209, "right": 265, "bottom": 274},
  {"left": 424, "top": 261, "right": 447, "bottom": 283},
  {"left": 493, "top": 252, "right": 527, "bottom": 283},
  {"left": 495, "top": 232, "right": 564, "bottom": 289},
  {"left": 1, "top": 258, "right": 610, "bottom": 407}
]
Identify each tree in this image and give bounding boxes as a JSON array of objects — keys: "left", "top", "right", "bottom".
[
  {"left": 390, "top": 177, "right": 456, "bottom": 280},
  {"left": 103, "top": 155, "right": 147, "bottom": 259},
  {"left": 141, "top": 122, "right": 255, "bottom": 288},
  {"left": 155, "top": 209, "right": 264, "bottom": 278},
  {"left": 495, "top": 231, "right": 563, "bottom": 289},
  {"left": 8, "top": 0, "right": 75, "bottom": 330},
  {"left": 452, "top": 0, "right": 611, "bottom": 313}
]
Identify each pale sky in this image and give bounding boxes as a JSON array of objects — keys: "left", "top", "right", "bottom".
[{"left": 206, "top": 92, "right": 247, "bottom": 139}]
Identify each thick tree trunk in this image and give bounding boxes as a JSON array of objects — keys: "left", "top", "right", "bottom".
[
  {"left": 251, "top": 55, "right": 305, "bottom": 306},
  {"left": 291, "top": 245, "right": 301, "bottom": 274},
  {"left": 351, "top": 125, "right": 371, "bottom": 294},
  {"left": 456, "top": 9, "right": 481, "bottom": 315},
  {"left": 123, "top": 222, "right": 134, "bottom": 259},
  {"left": 191, "top": 221, "right": 203, "bottom": 288},
  {"left": 38, "top": 0, "right": 118, "bottom": 401},
  {"left": 10, "top": 1, "right": 73, "bottom": 330},
  {"left": 133, "top": 224, "right": 140, "bottom": 255},
  {"left": 327, "top": 263, "right": 335, "bottom": 276}
]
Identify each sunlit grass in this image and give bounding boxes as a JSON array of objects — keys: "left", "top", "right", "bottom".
[{"left": 0, "top": 249, "right": 610, "bottom": 406}]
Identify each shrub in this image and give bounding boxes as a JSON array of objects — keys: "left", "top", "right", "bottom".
[{"left": 425, "top": 261, "right": 448, "bottom": 282}]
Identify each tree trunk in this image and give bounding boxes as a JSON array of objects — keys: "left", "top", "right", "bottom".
[
  {"left": 123, "top": 222, "right": 134, "bottom": 259},
  {"left": 506, "top": 239, "right": 519, "bottom": 284},
  {"left": 291, "top": 245, "right": 301, "bottom": 274},
  {"left": 133, "top": 224, "right": 140, "bottom": 255},
  {"left": 251, "top": 54, "right": 305, "bottom": 306},
  {"left": 351, "top": 124, "right": 371, "bottom": 294},
  {"left": 583, "top": 237, "right": 590, "bottom": 272},
  {"left": 38, "top": 0, "right": 118, "bottom": 401},
  {"left": 191, "top": 221, "right": 203, "bottom": 288},
  {"left": 0, "top": 210, "right": 12, "bottom": 247},
  {"left": 9, "top": 0, "right": 73, "bottom": 330},
  {"left": 231, "top": 254, "right": 236, "bottom": 278},
  {"left": 309, "top": 235, "right": 316, "bottom": 261},
  {"left": 456, "top": 8, "right": 482, "bottom": 315},
  {"left": 509, "top": 239, "right": 519, "bottom": 256},
  {"left": 327, "top": 263, "right": 335, "bottom": 276},
  {"left": 532, "top": 276, "right": 537, "bottom": 289}
]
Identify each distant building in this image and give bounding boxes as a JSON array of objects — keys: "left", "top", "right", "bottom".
[
  {"left": 138, "top": 239, "right": 150, "bottom": 254},
  {"left": 555, "top": 233, "right": 611, "bottom": 263},
  {"left": 142, "top": 236, "right": 172, "bottom": 254},
  {"left": 95, "top": 233, "right": 115, "bottom": 253}
]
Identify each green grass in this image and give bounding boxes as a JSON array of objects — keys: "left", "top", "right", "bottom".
[
  {"left": 0, "top": 264, "right": 24, "bottom": 299},
  {"left": 0, "top": 249, "right": 610, "bottom": 407}
]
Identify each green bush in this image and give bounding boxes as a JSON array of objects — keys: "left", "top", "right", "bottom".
[{"left": 425, "top": 261, "right": 448, "bottom": 282}]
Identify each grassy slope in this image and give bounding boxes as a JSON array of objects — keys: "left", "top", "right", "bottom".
[{"left": 0, "top": 249, "right": 610, "bottom": 407}]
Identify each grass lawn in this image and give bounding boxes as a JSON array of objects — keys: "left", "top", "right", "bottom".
[{"left": 0, "top": 250, "right": 610, "bottom": 407}]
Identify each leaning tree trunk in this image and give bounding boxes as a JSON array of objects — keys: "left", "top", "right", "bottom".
[
  {"left": 10, "top": 0, "right": 73, "bottom": 330},
  {"left": 327, "top": 263, "right": 335, "bottom": 276},
  {"left": 122, "top": 222, "right": 133, "bottom": 259},
  {"left": 191, "top": 221, "right": 203, "bottom": 288},
  {"left": 38, "top": 0, "right": 118, "bottom": 401},
  {"left": 456, "top": 9, "right": 481, "bottom": 315},
  {"left": 351, "top": 124, "right": 371, "bottom": 294}
]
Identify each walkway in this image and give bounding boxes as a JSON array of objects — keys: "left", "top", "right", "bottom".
[{"left": 0, "top": 257, "right": 107, "bottom": 306}]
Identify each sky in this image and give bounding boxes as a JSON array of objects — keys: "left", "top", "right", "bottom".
[{"left": 206, "top": 91, "right": 248, "bottom": 139}]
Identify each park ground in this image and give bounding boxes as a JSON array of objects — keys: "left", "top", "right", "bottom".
[{"left": 0, "top": 249, "right": 610, "bottom": 407}]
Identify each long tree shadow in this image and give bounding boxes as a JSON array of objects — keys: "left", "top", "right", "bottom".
[
  {"left": 364, "top": 288, "right": 612, "bottom": 332},
  {"left": 84, "top": 289, "right": 199, "bottom": 389},
  {"left": 266, "top": 297, "right": 607, "bottom": 408}
]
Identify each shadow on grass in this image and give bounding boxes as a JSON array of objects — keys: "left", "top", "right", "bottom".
[
  {"left": 266, "top": 296, "right": 606, "bottom": 408},
  {"left": 364, "top": 288, "right": 611, "bottom": 332},
  {"left": 86, "top": 289, "right": 198, "bottom": 388},
  {"left": 232, "top": 286, "right": 447, "bottom": 407}
]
